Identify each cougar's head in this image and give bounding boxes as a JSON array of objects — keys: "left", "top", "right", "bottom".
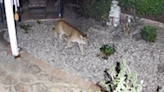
[{"left": 80, "top": 34, "right": 88, "bottom": 44}]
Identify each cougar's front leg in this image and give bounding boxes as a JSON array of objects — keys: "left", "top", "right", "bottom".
[
  {"left": 59, "top": 33, "right": 64, "bottom": 40},
  {"left": 79, "top": 44, "right": 84, "bottom": 55}
]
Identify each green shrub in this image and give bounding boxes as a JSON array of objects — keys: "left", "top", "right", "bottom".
[
  {"left": 80, "top": 0, "right": 111, "bottom": 21},
  {"left": 140, "top": 25, "right": 157, "bottom": 42},
  {"left": 119, "top": 0, "right": 164, "bottom": 18},
  {"left": 100, "top": 44, "right": 116, "bottom": 56}
]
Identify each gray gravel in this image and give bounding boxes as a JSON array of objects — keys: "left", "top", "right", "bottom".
[{"left": 3, "top": 5, "right": 164, "bottom": 92}]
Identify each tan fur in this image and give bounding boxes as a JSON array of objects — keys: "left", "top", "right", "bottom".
[{"left": 54, "top": 20, "right": 87, "bottom": 55}]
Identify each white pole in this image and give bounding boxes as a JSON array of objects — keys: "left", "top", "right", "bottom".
[
  {"left": 0, "top": 0, "right": 3, "bottom": 3},
  {"left": 16, "top": 0, "right": 20, "bottom": 7},
  {"left": 4, "top": 0, "right": 19, "bottom": 56}
]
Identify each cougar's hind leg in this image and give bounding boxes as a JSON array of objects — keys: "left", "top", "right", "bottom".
[
  {"left": 53, "top": 26, "right": 58, "bottom": 37},
  {"left": 66, "top": 36, "right": 72, "bottom": 48},
  {"left": 54, "top": 31, "right": 58, "bottom": 37}
]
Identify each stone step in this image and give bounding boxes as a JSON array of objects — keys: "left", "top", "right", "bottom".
[
  {"left": 29, "top": 8, "right": 46, "bottom": 14},
  {"left": 47, "top": 0, "right": 57, "bottom": 6},
  {"left": 29, "top": 14, "right": 47, "bottom": 19},
  {"left": 47, "top": 13, "right": 58, "bottom": 19},
  {"left": 46, "top": 6, "right": 58, "bottom": 13}
]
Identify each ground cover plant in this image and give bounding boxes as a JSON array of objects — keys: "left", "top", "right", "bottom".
[
  {"left": 140, "top": 25, "right": 157, "bottom": 42},
  {"left": 97, "top": 44, "right": 116, "bottom": 60},
  {"left": 100, "top": 44, "right": 116, "bottom": 56}
]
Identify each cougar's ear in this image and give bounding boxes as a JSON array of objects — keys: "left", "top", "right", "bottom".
[
  {"left": 82, "top": 34, "right": 87, "bottom": 37},
  {"left": 80, "top": 35, "right": 84, "bottom": 39}
]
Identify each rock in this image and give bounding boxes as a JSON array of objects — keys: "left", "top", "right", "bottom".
[
  {"left": 20, "top": 75, "right": 35, "bottom": 84},
  {"left": 4, "top": 86, "right": 15, "bottom": 92},
  {"left": 157, "top": 63, "right": 164, "bottom": 73},
  {"left": 37, "top": 73, "right": 53, "bottom": 81},
  {"left": 0, "top": 68, "right": 6, "bottom": 77},
  {"left": 14, "top": 83, "right": 29, "bottom": 92},
  {"left": 47, "top": 87, "right": 64, "bottom": 92},
  {"left": 16, "top": 58, "right": 30, "bottom": 68},
  {"left": 0, "top": 31, "right": 8, "bottom": 49},
  {"left": 15, "top": 58, "right": 31, "bottom": 73},
  {"left": 47, "top": 86, "right": 68, "bottom": 92},
  {"left": 112, "top": 35, "right": 122, "bottom": 41},
  {"left": 51, "top": 76, "right": 65, "bottom": 83},
  {"left": 0, "top": 78, "right": 3, "bottom": 91},
  {"left": 29, "top": 65, "right": 41, "bottom": 74},
  {"left": 0, "top": 50, "right": 7, "bottom": 57},
  {"left": 31, "top": 83, "right": 47, "bottom": 92},
  {"left": 47, "top": 86, "right": 87, "bottom": 92},
  {"left": 4, "top": 62, "right": 16, "bottom": 70},
  {"left": 68, "top": 87, "right": 87, "bottom": 92},
  {"left": 132, "top": 33, "right": 142, "bottom": 41},
  {"left": 3, "top": 75, "right": 18, "bottom": 85}
]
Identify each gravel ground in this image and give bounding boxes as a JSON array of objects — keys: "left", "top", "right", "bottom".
[{"left": 3, "top": 5, "right": 164, "bottom": 92}]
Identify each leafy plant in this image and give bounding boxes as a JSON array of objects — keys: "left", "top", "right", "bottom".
[
  {"left": 140, "top": 25, "right": 157, "bottom": 42},
  {"left": 101, "top": 13, "right": 108, "bottom": 21},
  {"left": 121, "top": 21, "right": 131, "bottom": 36},
  {"left": 97, "top": 44, "right": 116, "bottom": 60},
  {"left": 100, "top": 44, "right": 116, "bottom": 56},
  {"left": 99, "top": 59, "right": 144, "bottom": 92},
  {"left": 19, "top": 24, "right": 31, "bottom": 33},
  {"left": 157, "top": 84, "right": 164, "bottom": 92},
  {"left": 36, "top": 20, "right": 41, "bottom": 24}
]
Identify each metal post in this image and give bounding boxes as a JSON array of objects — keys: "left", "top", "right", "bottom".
[
  {"left": 58, "top": 0, "right": 61, "bottom": 18},
  {"left": 4, "top": 0, "right": 19, "bottom": 56},
  {"left": 0, "top": 0, "right": 3, "bottom": 23}
]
